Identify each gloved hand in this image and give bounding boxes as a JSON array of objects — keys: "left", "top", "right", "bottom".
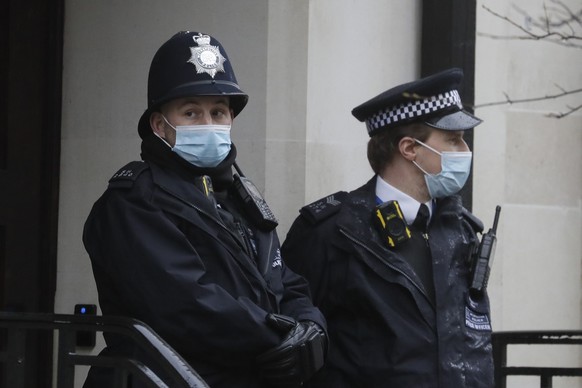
[{"left": 256, "top": 313, "right": 326, "bottom": 387}]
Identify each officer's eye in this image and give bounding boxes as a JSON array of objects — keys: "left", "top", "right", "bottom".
[{"left": 212, "top": 108, "right": 229, "bottom": 118}]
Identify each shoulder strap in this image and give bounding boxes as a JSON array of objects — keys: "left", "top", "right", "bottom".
[
  {"left": 461, "top": 207, "right": 484, "bottom": 234},
  {"left": 299, "top": 191, "right": 347, "bottom": 225},
  {"left": 108, "top": 161, "right": 150, "bottom": 189}
]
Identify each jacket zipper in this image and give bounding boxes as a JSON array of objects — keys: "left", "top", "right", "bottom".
[
  {"left": 422, "top": 232, "right": 430, "bottom": 248},
  {"left": 157, "top": 185, "right": 245, "bottom": 248},
  {"left": 158, "top": 184, "right": 275, "bottom": 278},
  {"left": 339, "top": 228, "right": 432, "bottom": 304}
]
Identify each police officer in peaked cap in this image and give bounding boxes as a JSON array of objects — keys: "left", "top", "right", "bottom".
[
  {"left": 83, "top": 31, "right": 327, "bottom": 388},
  {"left": 282, "top": 68, "right": 495, "bottom": 387}
]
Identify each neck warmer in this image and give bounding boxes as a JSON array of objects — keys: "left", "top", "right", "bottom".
[{"left": 140, "top": 134, "right": 237, "bottom": 191}]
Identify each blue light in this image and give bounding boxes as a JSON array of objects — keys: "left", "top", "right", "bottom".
[{"left": 80, "top": 307, "right": 86, "bottom": 314}]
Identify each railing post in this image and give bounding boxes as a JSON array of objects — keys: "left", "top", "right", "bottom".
[
  {"left": 492, "top": 333, "right": 507, "bottom": 388},
  {"left": 56, "top": 328, "right": 76, "bottom": 388},
  {"left": 540, "top": 373, "right": 553, "bottom": 388},
  {"left": 113, "top": 367, "right": 129, "bottom": 388},
  {"left": 5, "top": 327, "right": 26, "bottom": 388}
]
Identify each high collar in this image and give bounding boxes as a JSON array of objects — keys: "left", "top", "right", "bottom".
[{"left": 140, "top": 133, "right": 237, "bottom": 191}]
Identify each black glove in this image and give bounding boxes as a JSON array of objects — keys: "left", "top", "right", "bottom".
[{"left": 257, "top": 313, "right": 326, "bottom": 387}]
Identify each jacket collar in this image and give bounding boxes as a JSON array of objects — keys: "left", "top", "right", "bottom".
[
  {"left": 147, "top": 161, "right": 277, "bottom": 283},
  {"left": 148, "top": 161, "right": 220, "bottom": 219},
  {"left": 375, "top": 176, "right": 433, "bottom": 224}
]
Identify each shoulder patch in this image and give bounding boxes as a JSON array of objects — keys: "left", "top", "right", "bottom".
[
  {"left": 108, "top": 161, "right": 149, "bottom": 189},
  {"left": 300, "top": 191, "right": 347, "bottom": 225},
  {"left": 461, "top": 207, "right": 484, "bottom": 234}
]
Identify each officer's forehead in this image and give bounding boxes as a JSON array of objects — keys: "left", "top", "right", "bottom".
[
  {"left": 428, "top": 129, "right": 465, "bottom": 139},
  {"left": 166, "top": 96, "right": 230, "bottom": 109}
]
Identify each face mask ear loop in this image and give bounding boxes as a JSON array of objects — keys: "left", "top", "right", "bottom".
[
  {"left": 414, "top": 138, "right": 442, "bottom": 156},
  {"left": 151, "top": 115, "right": 174, "bottom": 148},
  {"left": 162, "top": 115, "right": 177, "bottom": 130},
  {"left": 153, "top": 132, "right": 172, "bottom": 148},
  {"left": 412, "top": 160, "right": 433, "bottom": 176},
  {"left": 412, "top": 138, "right": 439, "bottom": 177}
]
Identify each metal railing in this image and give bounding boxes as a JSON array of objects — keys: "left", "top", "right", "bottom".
[
  {"left": 492, "top": 330, "right": 582, "bottom": 388},
  {"left": 2, "top": 313, "right": 581, "bottom": 388},
  {"left": 0, "top": 312, "right": 209, "bottom": 388}
]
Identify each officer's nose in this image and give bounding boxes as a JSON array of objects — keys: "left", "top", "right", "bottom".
[{"left": 199, "top": 112, "right": 213, "bottom": 125}]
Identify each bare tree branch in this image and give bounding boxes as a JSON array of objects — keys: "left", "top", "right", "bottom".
[
  {"left": 516, "top": 0, "right": 582, "bottom": 30},
  {"left": 548, "top": 103, "right": 582, "bottom": 118},
  {"left": 474, "top": 88, "right": 582, "bottom": 118},
  {"left": 475, "top": 87, "right": 582, "bottom": 108},
  {"left": 480, "top": 4, "right": 582, "bottom": 48},
  {"left": 477, "top": 2, "right": 582, "bottom": 118}
]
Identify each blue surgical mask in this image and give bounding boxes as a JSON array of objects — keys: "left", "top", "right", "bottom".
[
  {"left": 412, "top": 139, "right": 472, "bottom": 199},
  {"left": 162, "top": 116, "right": 232, "bottom": 168}
]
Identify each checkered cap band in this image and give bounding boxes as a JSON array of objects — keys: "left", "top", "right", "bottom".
[{"left": 366, "top": 90, "right": 462, "bottom": 133}]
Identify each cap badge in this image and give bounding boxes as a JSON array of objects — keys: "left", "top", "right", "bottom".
[{"left": 187, "top": 33, "right": 226, "bottom": 78}]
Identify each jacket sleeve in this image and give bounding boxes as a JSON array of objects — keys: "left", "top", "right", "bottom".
[
  {"left": 278, "top": 258, "right": 327, "bottom": 329},
  {"left": 281, "top": 191, "right": 347, "bottom": 310},
  {"left": 280, "top": 215, "right": 335, "bottom": 310},
  {"left": 83, "top": 181, "right": 283, "bottom": 367}
]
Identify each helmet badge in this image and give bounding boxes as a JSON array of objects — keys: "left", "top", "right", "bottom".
[{"left": 187, "top": 33, "right": 226, "bottom": 78}]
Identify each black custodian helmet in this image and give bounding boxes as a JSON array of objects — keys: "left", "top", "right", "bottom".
[{"left": 138, "top": 31, "right": 249, "bottom": 138}]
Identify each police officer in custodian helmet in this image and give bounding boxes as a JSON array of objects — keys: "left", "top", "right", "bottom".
[
  {"left": 281, "top": 68, "right": 494, "bottom": 387},
  {"left": 83, "top": 31, "right": 327, "bottom": 388}
]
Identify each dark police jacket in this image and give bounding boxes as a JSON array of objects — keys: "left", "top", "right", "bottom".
[
  {"left": 83, "top": 160, "right": 325, "bottom": 388},
  {"left": 281, "top": 177, "right": 494, "bottom": 388}
]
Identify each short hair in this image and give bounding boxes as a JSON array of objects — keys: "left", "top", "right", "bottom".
[{"left": 367, "top": 123, "right": 432, "bottom": 174}]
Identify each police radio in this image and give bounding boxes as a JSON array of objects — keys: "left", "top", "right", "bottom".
[
  {"left": 374, "top": 200, "right": 412, "bottom": 248},
  {"left": 233, "top": 163, "right": 278, "bottom": 231},
  {"left": 470, "top": 205, "right": 502, "bottom": 295}
]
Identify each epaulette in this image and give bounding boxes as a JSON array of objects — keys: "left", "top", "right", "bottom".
[
  {"left": 461, "top": 207, "right": 484, "bottom": 234},
  {"left": 107, "top": 161, "right": 149, "bottom": 189},
  {"left": 299, "top": 191, "right": 347, "bottom": 225}
]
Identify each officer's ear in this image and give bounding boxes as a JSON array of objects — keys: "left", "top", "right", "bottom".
[
  {"left": 149, "top": 111, "right": 167, "bottom": 138},
  {"left": 399, "top": 136, "right": 418, "bottom": 162}
]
